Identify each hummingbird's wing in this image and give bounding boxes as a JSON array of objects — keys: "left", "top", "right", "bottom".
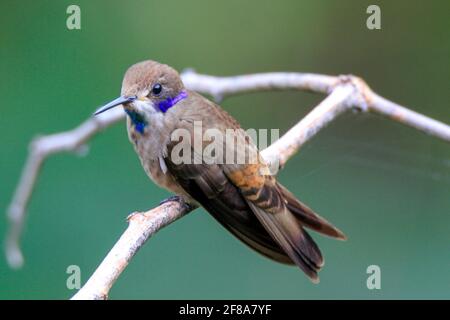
[
  {"left": 165, "top": 143, "right": 328, "bottom": 281},
  {"left": 165, "top": 158, "right": 293, "bottom": 265},
  {"left": 225, "top": 163, "right": 325, "bottom": 281},
  {"left": 165, "top": 91, "right": 345, "bottom": 281}
]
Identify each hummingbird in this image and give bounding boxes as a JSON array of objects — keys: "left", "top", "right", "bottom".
[{"left": 95, "top": 60, "right": 346, "bottom": 282}]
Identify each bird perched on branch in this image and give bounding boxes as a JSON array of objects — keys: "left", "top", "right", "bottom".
[{"left": 95, "top": 60, "right": 346, "bottom": 282}]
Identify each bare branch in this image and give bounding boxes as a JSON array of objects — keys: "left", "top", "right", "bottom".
[
  {"left": 71, "top": 200, "right": 195, "bottom": 300},
  {"left": 5, "top": 108, "right": 124, "bottom": 268},
  {"left": 4, "top": 69, "right": 449, "bottom": 299},
  {"left": 4, "top": 71, "right": 344, "bottom": 268},
  {"left": 369, "top": 92, "right": 450, "bottom": 141},
  {"left": 180, "top": 70, "right": 338, "bottom": 100}
]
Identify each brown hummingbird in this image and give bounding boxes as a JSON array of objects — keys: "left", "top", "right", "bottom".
[{"left": 95, "top": 60, "right": 346, "bottom": 282}]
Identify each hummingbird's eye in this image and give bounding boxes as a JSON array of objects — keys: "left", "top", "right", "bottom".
[{"left": 152, "top": 83, "right": 162, "bottom": 95}]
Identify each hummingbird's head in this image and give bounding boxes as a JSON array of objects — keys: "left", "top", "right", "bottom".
[{"left": 94, "top": 60, "right": 187, "bottom": 128}]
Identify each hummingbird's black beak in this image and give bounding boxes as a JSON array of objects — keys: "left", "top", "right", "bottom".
[{"left": 94, "top": 95, "right": 137, "bottom": 115}]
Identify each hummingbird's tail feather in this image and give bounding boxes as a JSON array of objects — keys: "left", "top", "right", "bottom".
[
  {"left": 277, "top": 183, "right": 347, "bottom": 240},
  {"left": 247, "top": 201, "right": 323, "bottom": 283},
  {"left": 223, "top": 222, "right": 294, "bottom": 265}
]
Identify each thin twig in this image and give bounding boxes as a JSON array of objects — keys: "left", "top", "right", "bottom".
[
  {"left": 5, "top": 108, "right": 124, "bottom": 268},
  {"left": 71, "top": 200, "right": 195, "bottom": 300},
  {"left": 370, "top": 93, "right": 450, "bottom": 141},
  {"left": 4, "top": 70, "right": 449, "bottom": 299}
]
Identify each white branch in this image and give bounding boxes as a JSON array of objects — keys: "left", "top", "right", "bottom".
[
  {"left": 3, "top": 69, "right": 449, "bottom": 299},
  {"left": 71, "top": 200, "right": 194, "bottom": 300},
  {"left": 5, "top": 108, "right": 125, "bottom": 268}
]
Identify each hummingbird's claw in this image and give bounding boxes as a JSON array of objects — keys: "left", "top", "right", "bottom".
[
  {"left": 159, "top": 195, "right": 196, "bottom": 212},
  {"left": 159, "top": 195, "right": 183, "bottom": 206}
]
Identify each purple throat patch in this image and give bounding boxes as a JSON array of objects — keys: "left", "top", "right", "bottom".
[{"left": 158, "top": 91, "right": 188, "bottom": 113}]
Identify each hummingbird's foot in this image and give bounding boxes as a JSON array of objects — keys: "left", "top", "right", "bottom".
[
  {"left": 159, "top": 195, "right": 196, "bottom": 212},
  {"left": 159, "top": 195, "right": 182, "bottom": 205}
]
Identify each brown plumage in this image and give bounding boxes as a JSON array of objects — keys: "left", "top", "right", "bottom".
[{"left": 96, "top": 60, "right": 346, "bottom": 282}]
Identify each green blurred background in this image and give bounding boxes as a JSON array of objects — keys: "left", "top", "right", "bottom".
[{"left": 0, "top": 0, "right": 449, "bottom": 299}]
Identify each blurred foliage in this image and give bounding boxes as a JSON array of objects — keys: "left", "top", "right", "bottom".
[{"left": 0, "top": 0, "right": 449, "bottom": 299}]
